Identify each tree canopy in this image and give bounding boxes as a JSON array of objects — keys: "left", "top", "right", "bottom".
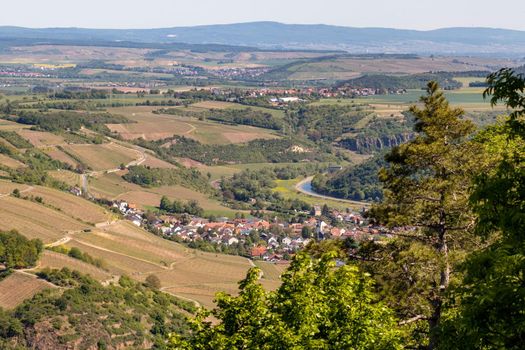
[{"left": 169, "top": 251, "right": 402, "bottom": 350}]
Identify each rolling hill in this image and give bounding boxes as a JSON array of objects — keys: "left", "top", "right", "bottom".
[{"left": 1, "top": 22, "right": 525, "bottom": 54}]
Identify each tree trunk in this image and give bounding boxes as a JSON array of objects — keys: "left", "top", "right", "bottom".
[{"left": 428, "top": 220, "right": 449, "bottom": 350}]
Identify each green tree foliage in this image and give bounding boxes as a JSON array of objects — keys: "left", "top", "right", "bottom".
[
  {"left": 0, "top": 230, "right": 43, "bottom": 270},
  {"left": 145, "top": 274, "right": 162, "bottom": 290},
  {"left": 169, "top": 251, "right": 402, "bottom": 350},
  {"left": 439, "top": 69, "right": 525, "bottom": 349},
  {"left": 123, "top": 165, "right": 213, "bottom": 194},
  {"left": 159, "top": 195, "right": 205, "bottom": 216},
  {"left": 135, "top": 136, "right": 329, "bottom": 166},
  {"left": 0, "top": 131, "right": 33, "bottom": 149},
  {"left": 368, "top": 82, "right": 485, "bottom": 348},
  {"left": 9, "top": 110, "right": 129, "bottom": 133},
  {"left": 287, "top": 104, "right": 368, "bottom": 142},
  {"left": 312, "top": 153, "right": 386, "bottom": 201},
  {"left": 2, "top": 269, "right": 193, "bottom": 349},
  {"left": 220, "top": 168, "right": 311, "bottom": 213}
]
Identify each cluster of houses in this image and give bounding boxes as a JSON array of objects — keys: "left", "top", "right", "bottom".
[
  {"left": 207, "top": 67, "right": 271, "bottom": 79},
  {"left": 111, "top": 200, "right": 386, "bottom": 263}
]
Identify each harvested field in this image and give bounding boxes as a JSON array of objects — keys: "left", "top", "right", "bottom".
[
  {"left": 141, "top": 154, "right": 176, "bottom": 168},
  {"left": 44, "top": 146, "right": 80, "bottom": 167},
  {"left": 30, "top": 186, "right": 111, "bottom": 224},
  {"left": 0, "top": 196, "right": 87, "bottom": 243},
  {"left": 66, "top": 239, "right": 163, "bottom": 276},
  {"left": 176, "top": 157, "right": 207, "bottom": 169},
  {"left": 0, "top": 154, "right": 25, "bottom": 168},
  {"left": 254, "top": 261, "right": 289, "bottom": 281},
  {"left": 39, "top": 250, "right": 111, "bottom": 281},
  {"left": 16, "top": 129, "right": 64, "bottom": 147},
  {"left": 0, "top": 272, "right": 54, "bottom": 309},
  {"left": 62, "top": 143, "right": 139, "bottom": 171},
  {"left": 0, "top": 180, "right": 31, "bottom": 195}
]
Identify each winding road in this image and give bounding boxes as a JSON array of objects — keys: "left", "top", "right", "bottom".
[{"left": 295, "top": 176, "right": 370, "bottom": 207}]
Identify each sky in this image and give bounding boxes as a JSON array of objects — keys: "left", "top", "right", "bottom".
[{"left": 2, "top": 0, "right": 525, "bottom": 30}]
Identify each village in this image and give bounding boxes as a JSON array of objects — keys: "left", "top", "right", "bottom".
[{"left": 109, "top": 199, "right": 388, "bottom": 263}]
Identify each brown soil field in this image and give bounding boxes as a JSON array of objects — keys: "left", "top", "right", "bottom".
[
  {"left": 30, "top": 186, "right": 111, "bottom": 224},
  {"left": 175, "top": 157, "right": 207, "bottom": 169},
  {"left": 107, "top": 106, "right": 279, "bottom": 144},
  {"left": 0, "top": 154, "right": 25, "bottom": 168},
  {"left": 0, "top": 180, "right": 31, "bottom": 195},
  {"left": 39, "top": 250, "right": 111, "bottom": 281},
  {"left": 0, "top": 196, "right": 87, "bottom": 243},
  {"left": 62, "top": 143, "right": 139, "bottom": 171},
  {"left": 141, "top": 154, "right": 176, "bottom": 168},
  {"left": 0, "top": 272, "right": 54, "bottom": 309},
  {"left": 16, "top": 129, "right": 65, "bottom": 147},
  {"left": 44, "top": 146, "right": 80, "bottom": 167}
]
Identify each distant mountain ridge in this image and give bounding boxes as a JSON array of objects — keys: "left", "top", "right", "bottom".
[{"left": 1, "top": 22, "right": 525, "bottom": 55}]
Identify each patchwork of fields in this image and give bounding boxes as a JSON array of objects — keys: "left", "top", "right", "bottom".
[{"left": 107, "top": 106, "right": 280, "bottom": 144}]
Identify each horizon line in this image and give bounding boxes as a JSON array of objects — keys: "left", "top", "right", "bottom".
[{"left": 1, "top": 21, "right": 524, "bottom": 32}]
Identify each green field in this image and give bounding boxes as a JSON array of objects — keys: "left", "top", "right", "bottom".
[{"left": 273, "top": 177, "right": 364, "bottom": 211}]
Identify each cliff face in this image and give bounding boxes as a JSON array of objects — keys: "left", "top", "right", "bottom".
[{"left": 338, "top": 133, "right": 413, "bottom": 154}]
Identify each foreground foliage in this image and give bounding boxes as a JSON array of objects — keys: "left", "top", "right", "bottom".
[
  {"left": 439, "top": 68, "right": 525, "bottom": 349},
  {"left": 0, "top": 269, "right": 193, "bottom": 349},
  {"left": 169, "top": 251, "right": 402, "bottom": 350}
]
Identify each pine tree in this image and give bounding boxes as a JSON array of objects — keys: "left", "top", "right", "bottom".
[{"left": 368, "top": 81, "right": 485, "bottom": 348}]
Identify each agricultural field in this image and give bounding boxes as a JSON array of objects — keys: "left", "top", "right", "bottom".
[
  {"left": 0, "top": 153, "right": 25, "bottom": 168},
  {"left": 56, "top": 221, "right": 272, "bottom": 308},
  {"left": 61, "top": 142, "right": 140, "bottom": 171},
  {"left": 44, "top": 146, "right": 80, "bottom": 167},
  {"left": 189, "top": 101, "right": 285, "bottom": 119},
  {"left": 0, "top": 272, "right": 54, "bottom": 309},
  {"left": 284, "top": 56, "right": 520, "bottom": 81},
  {"left": 0, "top": 119, "right": 27, "bottom": 131},
  {"left": 0, "top": 180, "right": 32, "bottom": 195},
  {"left": 107, "top": 106, "right": 280, "bottom": 144},
  {"left": 254, "top": 260, "right": 289, "bottom": 281},
  {"left": 16, "top": 129, "right": 65, "bottom": 147},
  {"left": 29, "top": 185, "right": 112, "bottom": 224},
  {"left": 0, "top": 192, "right": 88, "bottom": 243},
  {"left": 140, "top": 153, "right": 177, "bottom": 168},
  {"left": 48, "top": 169, "right": 81, "bottom": 187},
  {"left": 38, "top": 250, "right": 112, "bottom": 281}
]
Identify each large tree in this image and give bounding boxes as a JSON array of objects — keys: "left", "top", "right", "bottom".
[
  {"left": 168, "top": 251, "right": 402, "bottom": 350},
  {"left": 368, "top": 82, "right": 485, "bottom": 348},
  {"left": 439, "top": 68, "right": 525, "bottom": 349},
  {"left": 0, "top": 230, "right": 43, "bottom": 270}
]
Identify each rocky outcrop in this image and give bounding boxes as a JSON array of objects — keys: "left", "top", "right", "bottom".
[{"left": 338, "top": 133, "right": 413, "bottom": 154}]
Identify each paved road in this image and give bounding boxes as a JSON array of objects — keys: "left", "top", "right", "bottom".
[{"left": 295, "top": 176, "right": 370, "bottom": 207}]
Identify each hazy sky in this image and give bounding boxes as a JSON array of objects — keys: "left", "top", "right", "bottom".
[{"left": 2, "top": 0, "right": 525, "bottom": 30}]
